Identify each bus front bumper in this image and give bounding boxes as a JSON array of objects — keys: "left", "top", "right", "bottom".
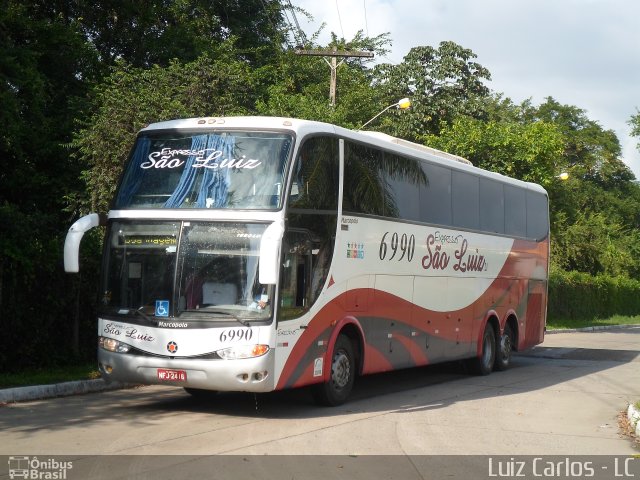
[{"left": 98, "top": 349, "right": 276, "bottom": 393}]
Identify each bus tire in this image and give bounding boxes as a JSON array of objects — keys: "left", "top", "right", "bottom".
[
  {"left": 470, "top": 323, "right": 496, "bottom": 376},
  {"left": 494, "top": 323, "right": 514, "bottom": 371},
  {"left": 312, "top": 335, "right": 355, "bottom": 406}
]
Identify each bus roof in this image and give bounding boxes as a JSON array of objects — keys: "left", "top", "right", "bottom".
[{"left": 140, "top": 116, "right": 547, "bottom": 196}]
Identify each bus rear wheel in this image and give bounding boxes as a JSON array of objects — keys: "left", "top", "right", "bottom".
[
  {"left": 494, "top": 323, "right": 514, "bottom": 371},
  {"left": 312, "top": 335, "right": 355, "bottom": 406},
  {"left": 470, "top": 323, "right": 496, "bottom": 375}
]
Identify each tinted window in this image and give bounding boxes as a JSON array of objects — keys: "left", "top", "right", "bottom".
[
  {"left": 343, "top": 142, "right": 384, "bottom": 215},
  {"left": 526, "top": 190, "right": 549, "bottom": 240},
  {"left": 452, "top": 170, "right": 479, "bottom": 230},
  {"left": 384, "top": 152, "right": 421, "bottom": 221},
  {"left": 480, "top": 178, "right": 504, "bottom": 234},
  {"left": 344, "top": 141, "right": 426, "bottom": 218},
  {"left": 288, "top": 136, "right": 339, "bottom": 211},
  {"left": 505, "top": 185, "right": 526, "bottom": 237},
  {"left": 420, "top": 163, "right": 452, "bottom": 225}
]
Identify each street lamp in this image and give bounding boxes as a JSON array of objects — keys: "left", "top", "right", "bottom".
[{"left": 359, "top": 98, "right": 411, "bottom": 130}]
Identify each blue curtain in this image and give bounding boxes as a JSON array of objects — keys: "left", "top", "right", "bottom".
[
  {"left": 195, "top": 135, "right": 235, "bottom": 208},
  {"left": 115, "top": 137, "right": 151, "bottom": 207},
  {"left": 163, "top": 135, "right": 208, "bottom": 208}
]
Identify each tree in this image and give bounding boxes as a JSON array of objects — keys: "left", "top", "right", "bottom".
[
  {"left": 0, "top": 0, "right": 101, "bottom": 371},
  {"left": 422, "top": 116, "right": 564, "bottom": 186},
  {"left": 0, "top": 0, "right": 293, "bottom": 372},
  {"left": 373, "top": 41, "right": 492, "bottom": 140},
  {"left": 72, "top": 0, "right": 287, "bottom": 69},
  {"left": 525, "top": 98, "right": 633, "bottom": 188},
  {"left": 630, "top": 109, "right": 640, "bottom": 152}
]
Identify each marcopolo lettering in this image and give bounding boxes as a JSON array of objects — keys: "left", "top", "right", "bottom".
[{"left": 158, "top": 321, "right": 189, "bottom": 328}]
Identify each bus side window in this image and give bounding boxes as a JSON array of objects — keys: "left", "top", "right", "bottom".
[{"left": 288, "top": 136, "right": 338, "bottom": 210}]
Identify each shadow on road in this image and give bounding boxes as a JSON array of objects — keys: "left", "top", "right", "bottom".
[{"left": 2, "top": 329, "right": 638, "bottom": 435}]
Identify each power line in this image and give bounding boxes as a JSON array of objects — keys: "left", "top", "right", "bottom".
[
  {"left": 285, "top": 0, "right": 307, "bottom": 46},
  {"left": 363, "top": 0, "right": 369, "bottom": 37},
  {"left": 335, "top": 0, "right": 345, "bottom": 39}
]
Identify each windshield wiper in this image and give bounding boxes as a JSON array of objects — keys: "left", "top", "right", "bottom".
[
  {"left": 134, "top": 306, "right": 154, "bottom": 323},
  {"left": 117, "top": 307, "right": 154, "bottom": 324},
  {"left": 201, "top": 309, "right": 251, "bottom": 327}
]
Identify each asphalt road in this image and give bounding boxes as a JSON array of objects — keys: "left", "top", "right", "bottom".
[{"left": 1, "top": 327, "right": 639, "bottom": 479}]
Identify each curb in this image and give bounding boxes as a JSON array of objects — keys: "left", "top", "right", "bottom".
[
  {"left": 546, "top": 324, "right": 640, "bottom": 334},
  {"left": 0, "top": 379, "right": 135, "bottom": 405}
]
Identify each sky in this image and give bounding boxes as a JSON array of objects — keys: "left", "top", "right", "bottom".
[{"left": 290, "top": 0, "right": 640, "bottom": 177}]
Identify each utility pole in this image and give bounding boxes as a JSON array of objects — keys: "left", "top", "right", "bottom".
[{"left": 295, "top": 48, "right": 374, "bottom": 106}]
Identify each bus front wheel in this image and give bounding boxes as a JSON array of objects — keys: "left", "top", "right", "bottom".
[{"left": 312, "top": 335, "right": 355, "bottom": 406}]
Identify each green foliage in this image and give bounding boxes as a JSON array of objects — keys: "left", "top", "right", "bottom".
[
  {"left": 72, "top": 0, "right": 286, "bottom": 69},
  {"left": 421, "top": 116, "right": 564, "bottom": 185},
  {"left": 630, "top": 109, "right": 640, "bottom": 153},
  {"left": 256, "top": 31, "right": 391, "bottom": 129},
  {"left": 0, "top": 364, "right": 100, "bottom": 389},
  {"left": 547, "top": 314, "right": 640, "bottom": 331},
  {"left": 0, "top": 0, "right": 288, "bottom": 373},
  {"left": 549, "top": 268, "right": 640, "bottom": 320},
  {"left": 552, "top": 212, "right": 640, "bottom": 277},
  {"left": 373, "top": 41, "right": 492, "bottom": 139}
]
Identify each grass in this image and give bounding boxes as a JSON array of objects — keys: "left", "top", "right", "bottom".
[
  {"left": 547, "top": 314, "right": 640, "bottom": 331},
  {"left": 0, "top": 364, "right": 100, "bottom": 389}
]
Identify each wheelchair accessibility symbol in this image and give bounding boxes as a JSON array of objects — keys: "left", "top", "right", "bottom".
[{"left": 155, "top": 300, "right": 169, "bottom": 317}]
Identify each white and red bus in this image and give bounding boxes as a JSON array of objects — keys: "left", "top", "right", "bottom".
[{"left": 64, "top": 116, "right": 548, "bottom": 405}]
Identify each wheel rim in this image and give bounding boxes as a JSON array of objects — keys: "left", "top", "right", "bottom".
[
  {"left": 500, "top": 331, "right": 512, "bottom": 359},
  {"left": 331, "top": 349, "right": 351, "bottom": 390}
]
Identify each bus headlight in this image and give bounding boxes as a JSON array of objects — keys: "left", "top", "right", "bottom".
[
  {"left": 217, "top": 344, "right": 269, "bottom": 360},
  {"left": 99, "top": 336, "right": 131, "bottom": 353}
]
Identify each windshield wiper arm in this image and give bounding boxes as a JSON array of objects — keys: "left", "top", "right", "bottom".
[
  {"left": 117, "top": 307, "right": 154, "bottom": 323},
  {"left": 204, "top": 309, "right": 251, "bottom": 327}
]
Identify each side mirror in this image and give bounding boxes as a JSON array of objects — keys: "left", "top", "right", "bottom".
[
  {"left": 259, "top": 219, "right": 284, "bottom": 284},
  {"left": 64, "top": 213, "right": 105, "bottom": 272}
]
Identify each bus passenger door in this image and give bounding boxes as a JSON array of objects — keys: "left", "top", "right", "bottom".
[{"left": 278, "top": 230, "right": 313, "bottom": 320}]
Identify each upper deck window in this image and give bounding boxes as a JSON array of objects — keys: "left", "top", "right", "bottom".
[{"left": 114, "top": 130, "right": 292, "bottom": 209}]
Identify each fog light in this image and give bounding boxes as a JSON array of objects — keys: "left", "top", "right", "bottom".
[
  {"left": 100, "top": 363, "right": 113, "bottom": 374},
  {"left": 253, "top": 371, "right": 268, "bottom": 382}
]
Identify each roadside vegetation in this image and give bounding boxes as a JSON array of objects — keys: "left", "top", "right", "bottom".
[
  {"left": 3, "top": 1, "right": 640, "bottom": 376},
  {"left": 547, "top": 315, "right": 640, "bottom": 331},
  {"left": 0, "top": 364, "right": 100, "bottom": 389}
]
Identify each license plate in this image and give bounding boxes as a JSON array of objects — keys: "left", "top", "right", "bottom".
[{"left": 157, "top": 368, "right": 187, "bottom": 382}]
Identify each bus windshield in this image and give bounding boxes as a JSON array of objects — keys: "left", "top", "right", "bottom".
[
  {"left": 114, "top": 131, "right": 292, "bottom": 209},
  {"left": 101, "top": 221, "right": 273, "bottom": 322}
]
